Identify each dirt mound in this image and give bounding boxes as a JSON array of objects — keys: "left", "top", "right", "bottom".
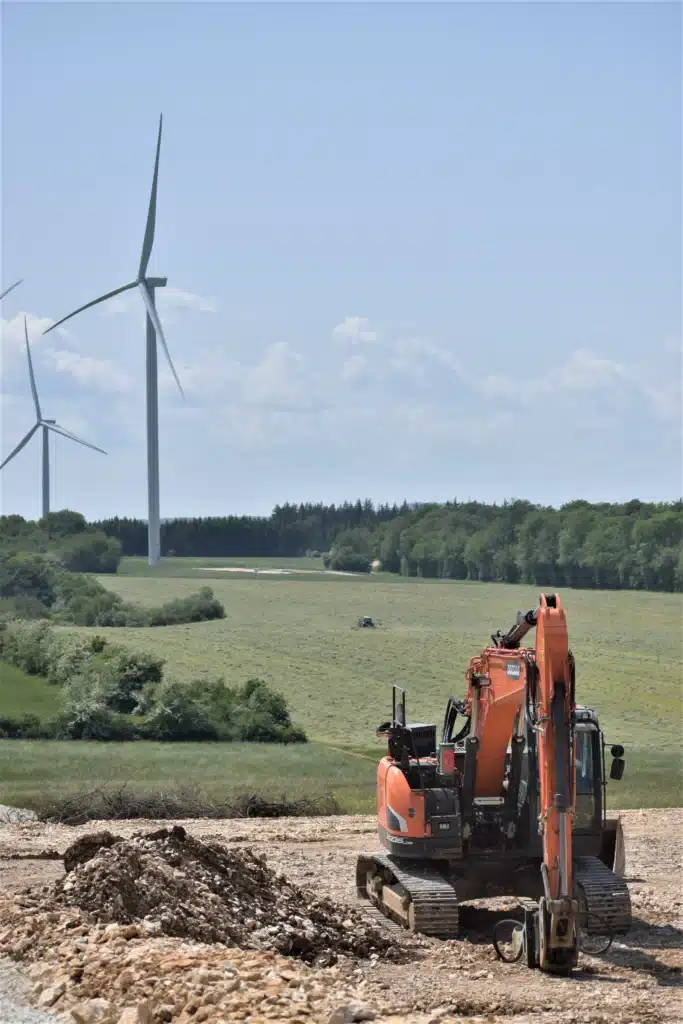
[{"left": 53, "top": 825, "right": 395, "bottom": 965}]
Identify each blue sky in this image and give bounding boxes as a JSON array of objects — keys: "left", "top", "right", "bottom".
[{"left": 1, "top": 0, "right": 681, "bottom": 520}]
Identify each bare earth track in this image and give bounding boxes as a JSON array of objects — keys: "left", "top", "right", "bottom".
[{"left": 0, "top": 809, "right": 680, "bottom": 1024}]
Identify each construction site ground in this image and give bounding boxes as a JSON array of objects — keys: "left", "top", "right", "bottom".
[{"left": 0, "top": 808, "right": 680, "bottom": 1024}]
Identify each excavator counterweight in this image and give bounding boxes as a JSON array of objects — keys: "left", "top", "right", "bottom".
[{"left": 356, "top": 593, "right": 631, "bottom": 973}]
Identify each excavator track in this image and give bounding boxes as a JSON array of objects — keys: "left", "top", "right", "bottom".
[
  {"left": 356, "top": 853, "right": 460, "bottom": 939},
  {"left": 574, "top": 855, "right": 632, "bottom": 935}
]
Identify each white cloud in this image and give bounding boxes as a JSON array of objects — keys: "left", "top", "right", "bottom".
[
  {"left": 332, "top": 316, "right": 379, "bottom": 344},
  {"left": 389, "top": 336, "right": 466, "bottom": 378},
  {"left": 159, "top": 341, "right": 307, "bottom": 410},
  {"left": 481, "top": 348, "right": 681, "bottom": 423},
  {"left": 102, "top": 286, "right": 217, "bottom": 316},
  {"left": 340, "top": 353, "right": 368, "bottom": 381},
  {"left": 0, "top": 312, "right": 71, "bottom": 352},
  {"left": 161, "top": 288, "right": 218, "bottom": 314},
  {"left": 43, "top": 347, "right": 133, "bottom": 393}
]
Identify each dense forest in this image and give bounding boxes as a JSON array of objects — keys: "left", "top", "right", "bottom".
[{"left": 96, "top": 499, "right": 683, "bottom": 592}]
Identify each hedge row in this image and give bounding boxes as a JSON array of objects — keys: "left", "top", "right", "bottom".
[
  {"left": 0, "top": 550, "right": 225, "bottom": 627},
  {"left": 0, "top": 620, "right": 306, "bottom": 744}
]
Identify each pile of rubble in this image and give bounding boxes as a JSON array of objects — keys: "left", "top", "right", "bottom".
[
  {"left": 0, "top": 909, "right": 386, "bottom": 1022},
  {"left": 0, "top": 826, "right": 410, "bottom": 1022},
  {"left": 49, "top": 826, "right": 394, "bottom": 965}
]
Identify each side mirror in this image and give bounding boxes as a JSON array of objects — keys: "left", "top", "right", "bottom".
[
  {"left": 610, "top": 757, "right": 625, "bottom": 781},
  {"left": 610, "top": 744, "right": 624, "bottom": 758},
  {"left": 376, "top": 721, "right": 393, "bottom": 739}
]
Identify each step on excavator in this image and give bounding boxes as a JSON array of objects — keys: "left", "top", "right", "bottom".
[{"left": 356, "top": 593, "right": 632, "bottom": 974}]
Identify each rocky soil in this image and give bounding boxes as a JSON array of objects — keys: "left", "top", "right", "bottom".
[{"left": 0, "top": 808, "right": 680, "bottom": 1024}]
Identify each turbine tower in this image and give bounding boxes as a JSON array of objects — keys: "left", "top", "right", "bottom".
[
  {"left": 44, "top": 114, "right": 183, "bottom": 566},
  {"left": 1, "top": 318, "right": 106, "bottom": 518}
]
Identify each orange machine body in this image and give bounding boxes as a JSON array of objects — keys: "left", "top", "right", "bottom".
[
  {"left": 378, "top": 757, "right": 428, "bottom": 840},
  {"left": 465, "top": 649, "right": 528, "bottom": 798}
]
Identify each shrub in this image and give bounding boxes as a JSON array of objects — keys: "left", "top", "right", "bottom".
[
  {"left": 0, "top": 618, "right": 55, "bottom": 676},
  {"left": 94, "top": 647, "right": 165, "bottom": 714},
  {"left": 46, "top": 634, "right": 108, "bottom": 687},
  {"left": 57, "top": 532, "right": 123, "bottom": 574},
  {"left": 226, "top": 678, "right": 307, "bottom": 744},
  {"left": 56, "top": 674, "right": 137, "bottom": 741},
  {"left": 0, "top": 551, "right": 57, "bottom": 605},
  {"left": 324, "top": 547, "right": 372, "bottom": 573},
  {"left": 0, "top": 595, "right": 51, "bottom": 620},
  {"left": 141, "top": 678, "right": 219, "bottom": 741},
  {"left": 0, "top": 714, "right": 54, "bottom": 739},
  {"left": 146, "top": 587, "right": 225, "bottom": 626},
  {"left": 40, "top": 510, "right": 88, "bottom": 538}
]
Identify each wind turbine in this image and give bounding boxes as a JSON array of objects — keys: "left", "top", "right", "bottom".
[
  {"left": 43, "top": 114, "right": 183, "bottom": 566},
  {"left": 0, "top": 280, "right": 23, "bottom": 302},
  {"left": 1, "top": 317, "right": 106, "bottom": 518}
]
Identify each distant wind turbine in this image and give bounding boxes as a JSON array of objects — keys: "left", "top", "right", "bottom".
[
  {"left": 1, "top": 317, "right": 106, "bottom": 518},
  {"left": 43, "top": 113, "right": 183, "bottom": 566},
  {"left": 0, "top": 280, "right": 23, "bottom": 302}
]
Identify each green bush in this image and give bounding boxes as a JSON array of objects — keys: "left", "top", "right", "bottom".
[
  {"left": 141, "top": 678, "right": 219, "bottom": 741},
  {"left": 57, "top": 532, "right": 123, "bottom": 574},
  {"left": 0, "top": 619, "right": 54, "bottom": 676},
  {"left": 56, "top": 674, "right": 137, "bottom": 741},
  {"left": 40, "top": 510, "right": 89, "bottom": 538},
  {"left": 0, "top": 714, "right": 54, "bottom": 739},
  {"left": 94, "top": 648, "right": 165, "bottom": 714},
  {"left": 323, "top": 547, "right": 372, "bottom": 573},
  {"left": 0, "top": 551, "right": 57, "bottom": 606},
  {"left": 0, "top": 595, "right": 52, "bottom": 620},
  {"left": 145, "top": 586, "right": 226, "bottom": 626},
  {"left": 51, "top": 574, "right": 224, "bottom": 628},
  {"left": 46, "top": 634, "right": 107, "bottom": 687}
]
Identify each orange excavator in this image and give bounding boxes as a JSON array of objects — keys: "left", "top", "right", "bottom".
[{"left": 356, "top": 593, "right": 631, "bottom": 973}]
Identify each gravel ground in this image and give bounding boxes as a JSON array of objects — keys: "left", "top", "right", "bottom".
[
  {"left": 0, "top": 959, "right": 59, "bottom": 1023},
  {"left": 0, "top": 808, "right": 680, "bottom": 1024}
]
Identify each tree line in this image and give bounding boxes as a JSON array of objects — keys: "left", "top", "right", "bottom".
[
  {"left": 95, "top": 501, "right": 410, "bottom": 557},
  {"left": 95, "top": 499, "right": 683, "bottom": 593}
]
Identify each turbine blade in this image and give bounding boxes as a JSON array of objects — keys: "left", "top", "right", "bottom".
[
  {"left": 43, "top": 281, "right": 138, "bottom": 335},
  {"left": 0, "top": 279, "right": 22, "bottom": 302},
  {"left": 138, "top": 281, "right": 185, "bottom": 398},
  {"left": 46, "top": 422, "right": 107, "bottom": 455},
  {"left": 24, "top": 317, "right": 42, "bottom": 420},
  {"left": 138, "top": 113, "right": 163, "bottom": 281},
  {"left": 0, "top": 423, "right": 39, "bottom": 470}
]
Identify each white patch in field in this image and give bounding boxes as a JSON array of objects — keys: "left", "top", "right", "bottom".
[{"left": 193, "top": 566, "right": 359, "bottom": 577}]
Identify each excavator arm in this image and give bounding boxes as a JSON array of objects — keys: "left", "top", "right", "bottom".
[
  {"left": 531, "top": 594, "right": 579, "bottom": 970},
  {"left": 465, "top": 593, "right": 579, "bottom": 971}
]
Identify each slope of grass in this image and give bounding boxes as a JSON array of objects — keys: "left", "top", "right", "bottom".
[
  {"left": 3, "top": 567, "right": 680, "bottom": 812},
  {"left": 0, "top": 740, "right": 376, "bottom": 814},
  {"left": 89, "top": 573, "right": 682, "bottom": 756},
  {"left": 0, "top": 662, "right": 61, "bottom": 721}
]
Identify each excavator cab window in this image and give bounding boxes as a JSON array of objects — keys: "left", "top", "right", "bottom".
[
  {"left": 574, "top": 725, "right": 601, "bottom": 828},
  {"left": 575, "top": 728, "right": 595, "bottom": 794}
]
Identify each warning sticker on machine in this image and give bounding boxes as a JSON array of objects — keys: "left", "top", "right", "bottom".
[{"left": 505, "top": 661, "right": 522, "bottom": 679}]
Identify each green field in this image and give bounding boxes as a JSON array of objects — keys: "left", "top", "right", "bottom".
[
  {"left": 1, "top": 557, "right": 681, "bottom": 812},
  {"left": 0, "top": 662, "right": 62, "bottom": 720}
]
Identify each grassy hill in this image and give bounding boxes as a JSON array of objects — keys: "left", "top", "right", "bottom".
[{"left": 2, "top": 557, "right": 681, "bottom": 812}]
